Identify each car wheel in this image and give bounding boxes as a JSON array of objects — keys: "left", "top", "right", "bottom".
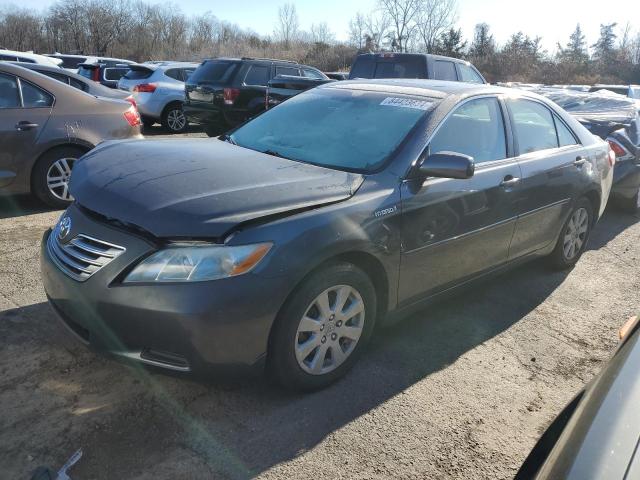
[
  {"left": 161, "top": 104, "right": 187, "bottom": 133},
  {"left": 548, "top": 198, "right": 593, "bottom": 269},
  {"left": 32, "top": 146, "right": 86, "bottom": 209},
  {"left": 268, "top": 263, "right": 377, "bottom": 391},
  {"left": 618, "top": 188, "right": 640, "bottom": 214}
]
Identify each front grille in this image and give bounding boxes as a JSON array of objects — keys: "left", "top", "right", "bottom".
[{"left": 47, "top": 230, "right": 126, "bottom": 282}]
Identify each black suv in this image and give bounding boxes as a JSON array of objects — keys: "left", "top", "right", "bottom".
[
  {"left": 349, "top": 53, "right": 486, "bottom": 84},
  {"left": 184, "top": 57, "right": 328, "bottom": 136}
]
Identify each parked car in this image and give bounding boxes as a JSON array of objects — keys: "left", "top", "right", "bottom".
[
  {"left": 117, "top": 62, "right": 198, "bottom": 133},
  {"left": 348, "top": 53, "right": 486, "bottom": 84},
  {"left": 325, "top": 71, "right": 349, "bottom": 80},
  {"left": 11, "top": 62, "right": 131, "bottom": 100},
  {"left": 184, "top": 57, "right": 329, "bottom": 136},
  {"left": 265, "top": 74, "right": 334, "bottom": 109},
  {"left": 538, "top": 88, "right": 640, "bottom": 213},
  {"left": 0, "top": 63, "right": 142, "bottom": 208},
  {"left": 45, "top": 53, "right": 99, "bottom": 72},
  {"left": 41, "top": 79, "right": 613, "bottom": 391},
  {"left": 516, "top": 314, "right": 640, "bottom": 480},
  {"left": 77, "top": 58, "right": 136, "bottom": 88},
  {"left": 0, "top": 49, "right": 62, "bottom": 67},
  {"left": 589, "top": 84, "right": 640, "bottom": 100}
]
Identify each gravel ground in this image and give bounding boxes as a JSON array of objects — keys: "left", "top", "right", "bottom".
[{"left": 1, "top": 137, "right": 638, "bottom": 478}]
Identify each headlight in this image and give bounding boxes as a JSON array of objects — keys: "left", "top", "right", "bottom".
[{"left": 124, "top": 243, "right": 272, "bottom": 283}]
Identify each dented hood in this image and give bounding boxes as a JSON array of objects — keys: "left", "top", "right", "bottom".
[{"left": 70, "top": 139, "right": 363, "bottom": 238}]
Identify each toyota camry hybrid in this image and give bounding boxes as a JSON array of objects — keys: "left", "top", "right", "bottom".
[{"left": 40, "top": 79, "right": 614, "bottom": 391}]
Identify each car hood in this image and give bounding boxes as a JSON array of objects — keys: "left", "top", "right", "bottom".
[{"left": 70, "top": 139, "right": 364, "bottom": 239}]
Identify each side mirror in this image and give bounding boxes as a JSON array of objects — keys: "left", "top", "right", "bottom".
[{"left": 418, "top": 151, "right": 475, "bottom": 179}]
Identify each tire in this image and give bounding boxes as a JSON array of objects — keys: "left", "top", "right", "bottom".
[
  {"left": 268, "top": 263, "right": 377, "bottom": 392},
  {"left": 204, "top": 124, "right": 226, "bottom": 137},
  {"left": 618, "top": 188, "right": 640, "bottom": 214},
  {"left": 32, "top": 146, "right": 86, "bottom": 209},
  {"left": 161, "top": 103, "right": 188, "bottom": 133},
  {"left": 548, "top": 198, "right": 593, "bottom": 270}
]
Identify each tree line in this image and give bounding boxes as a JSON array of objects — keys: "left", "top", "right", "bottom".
[{"left": 0, "top": 0, "right": 639, "bottom": 84}]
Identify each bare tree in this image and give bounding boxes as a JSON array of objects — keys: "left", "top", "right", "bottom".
[
  {"left": 310, "top": 22, "right": 334, "bottom": 44},
  {"left": 377, "top": 0, "right": 421, "bottom": 52},
  {"left": 364, "top": 11, "right": 391, "bottom": 51},
  {"left": 415, "top": 0, "right": 457, "bottom": 53},
  {"left": 274, "top": 2, "right": 299, "bottom": 48},
  {"left": 348, "top": 12, "right": 367, "bottom": 49}
]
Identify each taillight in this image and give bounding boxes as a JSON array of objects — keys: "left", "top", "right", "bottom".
[
  {"left": 608, "top": 140, "right": 626, "bottom": 158},
  {"left": 91, "top": 68, "right": 100, "bottom": 82},
  {"left": 223, "top": 88, "right": 240, "bottom": 105},
  {"left": 133, "top": 83, "right": 157, "bottom": 93},
  {"left": 123, "top": 104, "right": 141, "bottom": 127}
]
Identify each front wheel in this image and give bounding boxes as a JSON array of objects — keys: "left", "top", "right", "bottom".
[
  {"left": 548, "top": 198, "right": 593, "bottom": 269},
  {"left": 268, "top": 263, "right": 377, "bottom": 391}
]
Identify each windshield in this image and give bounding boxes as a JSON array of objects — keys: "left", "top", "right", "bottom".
[{"left": 230, "top": 88, "right": 435, "bottom": 173}]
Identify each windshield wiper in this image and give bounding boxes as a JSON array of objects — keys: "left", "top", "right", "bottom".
[{"left": 263, "top": 149, "right": 290, "bottom": 159}]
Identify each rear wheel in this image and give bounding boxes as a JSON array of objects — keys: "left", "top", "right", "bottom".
[
  {"left": 268, "top": 263, "right": 377, "bottom": 391},
  {"left": 32, "top": 146, "right": 86, "bottom": 209},
  {"left": 141, "top": 117, "right": 155, "bottom": 129},
  {"left": 161, "top": 103, "right": 187, "bottom": 133},
  {"left": 548, "top": 198, "right": 593, "bottom": 269}
]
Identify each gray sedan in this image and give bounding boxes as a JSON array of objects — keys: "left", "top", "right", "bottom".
[{"left": 0, "top": 63, "right": 142, "bottom": 208}]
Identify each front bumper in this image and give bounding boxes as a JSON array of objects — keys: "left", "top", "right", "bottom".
[
  {"left": 611, "top": 161, "right": 640, "bottom": 201},
  {"left": 40, "top": 204, "right": 288, "bottom": 376}
]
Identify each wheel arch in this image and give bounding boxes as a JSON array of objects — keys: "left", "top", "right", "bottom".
[
  {"left": 582, "top": 188, "right": 602, "bottom": 221},
  {"left": 30, "top": 142, "right": 92, "bottom": 189}
]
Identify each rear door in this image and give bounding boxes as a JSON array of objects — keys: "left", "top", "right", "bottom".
[
  {"left": 399, "top": 95, "right": 521, "bottom": 303},
  {"left": 0, "top": 73, "right": 52, "bottom": 190},
  {"left": 506, "top": 98, "right": 585, "bottom": 258}
]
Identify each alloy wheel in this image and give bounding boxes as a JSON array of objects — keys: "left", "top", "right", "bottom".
[
  {"left": 563, "top": 207, "right": 588, "bottom": 260},
  {"left": 46, "top": 157, "right": 76, "bottom": 202},
  {"left": 294, "top": 285, "right": 365, "bottom": 375},
  {"left": 166, "top": 108, "right": 186, "bottom": 132}
]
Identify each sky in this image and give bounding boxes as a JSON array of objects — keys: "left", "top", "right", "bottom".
[{"left": 10, "top": 0, "right": 640, "bottom": 54}]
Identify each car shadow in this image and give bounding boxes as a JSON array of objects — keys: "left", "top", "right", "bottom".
[
  {"left": 2, "top": 208, "right": 635, "bottom": 479},
  {"left": 588, "top": 208, "right": 639, "bottom": 250},
  {"left": 0, "top": 194, "right": 59, "bottom": 219}
]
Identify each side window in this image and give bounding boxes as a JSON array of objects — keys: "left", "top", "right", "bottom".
[
  {"left": 458, "top": 64, "right": 484, "bottom": 84},
  {"left": 244, "top": 65, "right": 270, "bottom": 86},
  {"left": 21, "top": 80, "right": 54, "bottom": 108},
  {"left": 42, "top": 71, "right": 69, "bottom": 84},
  {"left": 165, "top": 68, "right": 182, "bottom": 80},
  {"left": 69, "top": 77, "right": 87, "bottom": 91},
  {"left": 554, "top": 115, "right": 579, "bottom": 147},
  {"left": 104, "top": 67, "right": 128, "bottom": 81},
  {"left": 16, "top": 56, "right": 36, "bottom": 64},
  {"left": 510, "top": 99, "right": 559, "bottom": 154},
  {"left": 0, "top": 54, "right": 19, "bottom": 61},
  {"left": 302, "top": 68, "right": 324, "bottom": 79},
  {"left": 276, "top": 66, "right": 301, "bottom": 77},
  {"left": 0, "top": 73, "right": 20, "bottom": 108},
  {"left": 429, "top": 97, "right": 507, "bottom": 163},
  {"left": 433, "top": 61, "right": 457, "bottom": 81}
]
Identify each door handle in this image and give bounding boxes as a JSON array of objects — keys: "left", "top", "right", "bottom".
[
  {"left": 500, "top": 175, "right": 521, "bottom": 187},
  {"left": 15, "top": 121, "right": 39, "bottom": 131},
  {"left": 574, "top": 156, "right": 587, "bottom": 167}
]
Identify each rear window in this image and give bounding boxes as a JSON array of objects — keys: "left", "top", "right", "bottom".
[
  {"left": 362, "top": 56, "right": 427, "bottom": 79},
  {"left": 188, "top": 61, "right": 238, "bottom": 84},
  {"left": 56, "top": 56, "right": 86, "bottom": 69},
  {"left": 104, "top": 67, "right": 129, "bottom": 81},
  {"left": 230, "top": 88, "right": 436, "bottom": 173},
  {"left": 124, "top": 68, "right": 153, "bottom": 80},
  {"left": 78, "top": 66, "right": 95, "bottom": 79},
  {"left": 433, "top": 61, "right": 457, "bottom": 81},
  {"left": 165, "top": 68, "right": 182, "bottom": 80}
]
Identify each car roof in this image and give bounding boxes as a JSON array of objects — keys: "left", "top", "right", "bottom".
[
  {"left": 355, "top": 52, "right": 472, "bottom": 65},
  {"left": 0, "top": 49, "right": 62, "bottom": 67},
  {"left": 321, "top": 78, "right": 506, "bottom": 99}
]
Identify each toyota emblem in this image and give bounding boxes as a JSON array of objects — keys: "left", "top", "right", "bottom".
[{"left": 58, "top": 216, "right": 72, "bottom": 241}]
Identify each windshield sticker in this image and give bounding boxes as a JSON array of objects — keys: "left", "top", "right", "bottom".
[{"left": 380, "top": 97, "right": 433, "bottom": 110}]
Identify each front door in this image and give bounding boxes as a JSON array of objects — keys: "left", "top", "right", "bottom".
[{"left": 398, "top": 96, "right": 521, "bottom": 305}]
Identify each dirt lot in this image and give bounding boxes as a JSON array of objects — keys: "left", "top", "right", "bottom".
[{"left": 1, "top": 134, "right": 639, "bottom": 478}]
